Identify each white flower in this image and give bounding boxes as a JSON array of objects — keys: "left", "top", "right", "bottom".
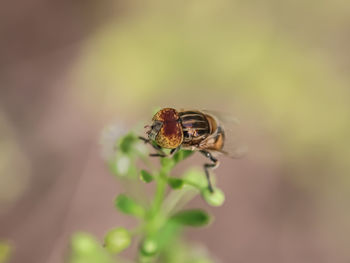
[
  {"left": 100, "top": 123, "right": 127, "bottom": 160},
  {"left": 116, "top": 155, "right": 131, "bottom": 175}
]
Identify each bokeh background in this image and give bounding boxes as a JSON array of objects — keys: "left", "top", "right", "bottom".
[{"left": 1, "top": 0, "right": 350, "bottom": 262}]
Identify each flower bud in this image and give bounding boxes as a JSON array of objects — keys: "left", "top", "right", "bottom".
[{"left": 104, "top": 228, "right": 131, "bottom": 254}]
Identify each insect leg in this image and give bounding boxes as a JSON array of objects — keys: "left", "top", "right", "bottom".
[
  {"left": 170, "top": 146, "right": 180, "bottom": 156},
  {"left": 200, "top": 150, "right": 219, "bottom": 193},
  {"left": 150, "top": 146, "right": 181, "bottom": 158},
  {"left": 149, "top": 152, "right": 167, "bottom": 157},
  {"left": 139, "top": 136, "right": 167, "bottom": 157},
  {"left": 138, "top": 136, "right": 149, "bottom": 144}
]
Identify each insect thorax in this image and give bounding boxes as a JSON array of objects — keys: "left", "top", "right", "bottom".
[{"left": 179, "top": 111, "right": 211, "bottom": 145}]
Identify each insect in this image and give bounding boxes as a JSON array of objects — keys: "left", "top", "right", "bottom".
[{"left": 140, "top": 108, "right": 243, "bottom": 193}]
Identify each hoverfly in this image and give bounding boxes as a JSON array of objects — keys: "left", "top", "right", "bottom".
[{"left": 140, "top": 108, "right": 243, "bottom": 192}]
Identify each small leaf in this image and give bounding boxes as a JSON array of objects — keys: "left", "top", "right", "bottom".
[
  {"left": 118, "top": 133, "right": 138, "bottom": 153},
  {"left": 167, "top": 177, "right": 184, "bottom": 189},
  {"left": 202, "top": 188, "right": 225, "bottom": 207},
  {"left": 104, "top": 228, "right": 131, "bottom": 254},
  {"left": 170, "top": 209, "right": 211, "bottom": 227},
  {"left": 115, "top": 194, "right": 145, "bottom": 218},
  {"left": 173, "top": 150, "right": 193, "bottom": 163},
  {"left": 140, "top": 170, "right": 154, "bottom": 183}
]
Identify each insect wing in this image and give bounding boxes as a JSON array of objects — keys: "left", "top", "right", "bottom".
[{"left": 202, "top": 110, "right": 247, "bottom": 158}]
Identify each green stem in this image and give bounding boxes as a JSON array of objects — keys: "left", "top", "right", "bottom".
[{"left": 152, "top": 169, "right": 168, "bottom": 215}]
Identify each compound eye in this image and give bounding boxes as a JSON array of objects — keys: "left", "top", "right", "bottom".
[{"left": 153, "top": 121, "right": 163, "bottom": 130}]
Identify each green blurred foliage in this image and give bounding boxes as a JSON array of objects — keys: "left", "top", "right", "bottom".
[
  {"left": 160, "top": 240, "right": 214, "bottom": 263},
  {"left": 70, "top": 132, "right": 218, "bottom": 262},
  {"left": 170, "top": 209, "right": 211, "bottom": 227},
  {"left": 104, "top": 228, "right": 132, "bottom": 254},
  {"left": 69, "top": 233, "right": 114, "bottom": 263},
  {"left": 140, "top": 170, "right": 154, "bottom": 183},
  {"left": 183, "top": 168, "right": 210, "bottom": 190},
  {"left": 115, "top": 194, "right": 146, "bottom": 218},
  {"left": 0, "top": 241, "right": 12, "bottom": 263},
  {"left": 202, "top": 188, "right": 225, "bottom": 207},
  {"left": 167, "top": 177, "right": 184, "bottom": 189},
  {"left": 0, "top": 113, "right": 30, "bottom": 209}
]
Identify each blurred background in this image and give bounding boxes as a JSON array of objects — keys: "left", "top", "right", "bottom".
[{"left": 1, "top": 0, "right": 350, "bottom": 262}]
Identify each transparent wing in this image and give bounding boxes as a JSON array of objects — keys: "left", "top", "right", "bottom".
[{"left": 202, "top": 110, "right": 248, "bottom": 158}]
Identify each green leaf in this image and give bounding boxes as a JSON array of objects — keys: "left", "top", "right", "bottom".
[
  {"left": 104, "top": 228, "right": 131, "bottom": 254},
  {"left": 170, "top": 209, "right": 211, "bottom": 227},
  {"left": 140, "top": 170, "right": 154, "bottom": 183},
  {"left": 167, "top": 177, "right": 184, "bottom": 189},
  {"left": 115, "top": 194, "right": 145, "bottom": 218},
  {"left": 118, "top": 133, "right": 138, "bottom": 153},
  {"left": 202, "top": 188, "right": 225, "bottom": 207},
  {"left": 173, "top": 150, "right": 193, "bottom": 163}
]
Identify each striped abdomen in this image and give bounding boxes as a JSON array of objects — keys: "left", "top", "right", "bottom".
[{"left": 179, "top": 111, "right": 211, "bottom": 145}]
